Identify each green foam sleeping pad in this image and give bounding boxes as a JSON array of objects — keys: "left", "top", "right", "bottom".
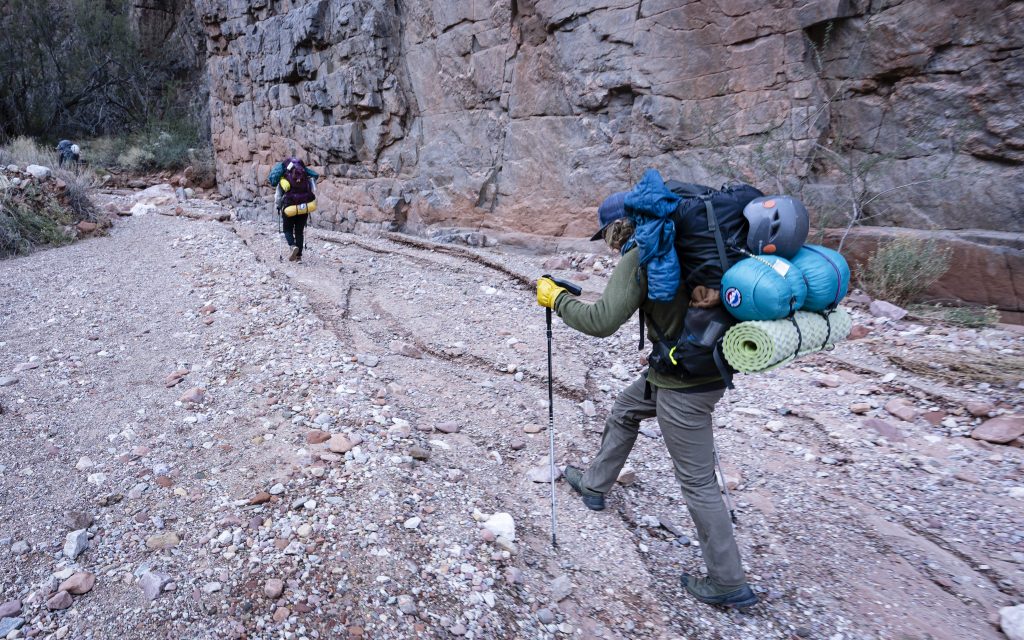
[{"left": 722, "top": 308, "right": 852, "bottom": 373}]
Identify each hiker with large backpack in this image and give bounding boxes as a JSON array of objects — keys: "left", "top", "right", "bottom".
[
  {"left": 537, "top": 169, "right": 808, "bottom": 609},
  {"left": 268, "top": 157, "right": 319, "bottom": 262},
  {"left": 56, "top": 140, "right": 80, "bottom": 169}
]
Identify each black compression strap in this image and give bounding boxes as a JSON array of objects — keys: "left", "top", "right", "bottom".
[
  {"left": 788, "top": 315, "right": 804, "bottom": 355},
  {"left": 713, "top": 340, "right": 734, "bottom": 390},
  {"left": 702, "top": 196, "right": 732, "bottom": 272},
  {"left": 638, "top": 310, "right": 646, "bottom": 351},
  {"left": 819, "top": 310, "right": 833, "bottom": 350}
]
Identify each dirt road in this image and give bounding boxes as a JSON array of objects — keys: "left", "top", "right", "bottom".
[{"left": 1, "top": 197, "right": 1021, "bottom": 639}]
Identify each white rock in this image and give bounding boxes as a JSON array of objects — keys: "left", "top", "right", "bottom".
[
  {"left": 25, "top": 164, "right": 51, "bottom": 179},
  {"left": 403, "top": 517, "right": 421, "bottom": 530},
  {"left": 135, "top": 183, "right": 176, "bottom": 206},
  {"left": 75, "top": 456, "right": 94, "bottom": 471},
  {"left": 202, "top": 581, "right": 222, "bottom": 594},
  {"left": 130, "top": 203, "right": 156, "bottom": 217},
  {"left": 483, "top": 512, "right": 515, "bottom": 542},
  {"left": 63, "top": 529, "right": 89, "bottom": 560},
  {"left": 1001, "top": 604, "right": 1024, "bottom": 640},
  {"left": 1009, "top": 487, "right": 1024, "bottom": 499}
]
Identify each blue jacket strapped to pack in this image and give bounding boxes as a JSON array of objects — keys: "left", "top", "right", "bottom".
[{"left": 622, "top": 169, "right": 682, "bottom": 303}]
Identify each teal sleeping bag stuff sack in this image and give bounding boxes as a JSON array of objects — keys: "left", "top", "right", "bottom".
[
  {"left": 791, "top": 245, "right": 850, "bottom": 312},
  {"left": 721, "top": 256, "right": 807, "bottom": 321}
]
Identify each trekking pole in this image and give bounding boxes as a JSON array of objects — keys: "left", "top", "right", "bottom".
[
  {"left": 542, "top": 275, "right": 582, "bottom": 549},
  {"left": 713, "top": 443, "right": 737, "bottom": 524}
]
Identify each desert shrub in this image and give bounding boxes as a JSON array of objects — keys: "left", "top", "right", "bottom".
[
  {"left": 908, "top": 303, "right": 1001, "bottom": 328},
  {"left": 859, "top": 237, "right": 952, "bottom": 305},
  {"left": 117, "top": 146, "right": 157, "bottom": 171},
  {"left": 0, "top": 182, "right": 76, "bottom": 257},
  {"left": 54, "top": 168, "right": 99, "bottom": 221},
  {"left": 0, "top": 136, "right": 55, "bottom": 167}
]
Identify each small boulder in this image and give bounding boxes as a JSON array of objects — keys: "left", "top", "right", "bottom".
[
  {"left": 25, "top": 164, "right": 51, "bottom": 179},
  {"left": 483, "top": 512, "right": 515, "bottom": 542},
  {"left": 869, "top": 300, "right": 907, "bottom": 320},
  {"left": 264, "top": 578, "right": 284, "bottom": 599},
  {"left": 972, "top": 416, "right": 1024, "bottom": 444},
  {"left": 46, "top": 590, "right": 73, "bottom": 611},
  {"left": 139, "top": 571, "right": 172, "bottom": 601},
  {"left": 327, "top": 434, "right": 354, "bottom": 454},
  {"left": 1001, "top": 604, "right": 1024, "bottom": 640},
  {"left": 63, "top": 529, "right": 89, "bottom": 560},
  {"left": 145, "top": 532, "right": 180, "bottom": 550},
  {"left": 59, "top": 572, "right": 95, "bottom": 595}
]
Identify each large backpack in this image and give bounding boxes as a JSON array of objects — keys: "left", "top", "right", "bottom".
[
  {"left": 279, "top": 159, "right": 315, "bottom": 208},
  {"left": 642, "top": 180, "right": 764, "bottom": 385}
]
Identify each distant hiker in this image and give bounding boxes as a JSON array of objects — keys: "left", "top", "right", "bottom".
[
  {"left": 536, "top": 177, "right": 763, "bottom": 610},
  {"left": 268, "top": 157, "right": 319, "bottom": 262},
  {"left": 56, "top": 140, "right": 80, "bottom": 168}
]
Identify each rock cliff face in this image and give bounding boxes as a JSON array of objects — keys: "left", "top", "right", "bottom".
[{"left": 195, "top": 0, "right": 1022, "bottom": 311}]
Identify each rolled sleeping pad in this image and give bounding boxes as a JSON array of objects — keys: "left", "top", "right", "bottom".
[
  {"left": 283, "top": 199, "right": 317, "bottom": 217},
  {"left": 721, "top": 255, "right": 807, "bottom": 321},
  {"left": 791, "top": 245, "right": 850, "bottom": 312},
  {"left": 722, "top": 307, "right": 852, "bottom": 373}
]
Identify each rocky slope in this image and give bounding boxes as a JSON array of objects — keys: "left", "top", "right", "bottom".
[{"left": 0, "top": 194, "right": 1022, "bottom": 639}]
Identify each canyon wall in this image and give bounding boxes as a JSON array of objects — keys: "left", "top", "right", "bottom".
[{"left": 194, "top": 0, "right": 1023, "bottom": 313}]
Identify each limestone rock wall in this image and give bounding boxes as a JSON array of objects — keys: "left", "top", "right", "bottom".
[{"left": 196, "top": 0, "right": 1022, "bottom": 311}]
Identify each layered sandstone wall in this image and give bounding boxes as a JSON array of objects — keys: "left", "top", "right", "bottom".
[{"left": 195, "top": 0, "right": 1023, "bottom": 311}]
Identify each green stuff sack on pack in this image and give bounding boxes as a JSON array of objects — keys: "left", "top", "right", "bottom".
[{"left": 722, "top": 308, "right": 852, "bottom": 373}]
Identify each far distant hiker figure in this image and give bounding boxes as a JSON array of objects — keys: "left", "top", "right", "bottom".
[
  {"left": 56, "top": 140, "right": 80, "bottom": 169},
  {"left": 269, "top": 157, "right": 319, "bottom": 262}
]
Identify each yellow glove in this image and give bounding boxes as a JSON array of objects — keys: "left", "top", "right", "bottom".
[{"left": 536, "top": 277, "right": 567, "bottom": 309}]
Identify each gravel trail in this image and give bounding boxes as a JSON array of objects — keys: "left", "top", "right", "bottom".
[{"left": 1, "top": 200, "right": 1021, "bottom": 640}]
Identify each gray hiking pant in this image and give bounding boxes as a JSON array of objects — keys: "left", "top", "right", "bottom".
[{"left": 581, "top": 376, "right": 746, "bottom": 587}]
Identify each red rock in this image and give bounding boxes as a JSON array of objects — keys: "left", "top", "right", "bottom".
[
  {"left": 922, "top": 411, "right": 946, "bottom": 426},
  {"left": 966, "top": 401, "right": 995, "bottom": 417},
  {"left": 305, "top": 430, "right": 331, "bottom": 444},
  {"left": 199, "top": 304, "right": 216, "bottom": 315},
  {"left": 848, "top": 324, "right": 871, "bottom": 339},
  {"left": 273, "top": 606, "right": 290, "bottom": 622},
  {"left": 862, "top": 418, "right": 906, "bottom": 442},
  {"left": 816, "top": 374, "right": 842, "bottom": 388},
  {"left": 164, "top": 369, "right": 189, "bottom": 387},
  {"left": 249, "top": 491, "right": 272, "bottom": 505},
  {"left": 59, "top": 572, "right": 96, "bottom": 595},
  {"left": 327, "top": 434, "right": 354, "bottom": 454},
  {"left": 389, "top": 340, "right": 423, "bottom": 359},
  {"left": 849, "top": 402, "right": 872, "bottom": 415},
  {"left": 970, "top": 415, "right": 1024, "bottom": 444},
  {"left": 179, "top": 387, "right": 206, "bottom": 404},
  {"left": 46, "top": 590, "right": 73, "bottom": 610},
  {"left": 885, "top": 398, "right": 918, "bottom": 422},
  {"left": 76, "top": 221, "right": 98, "bottom": 234},
  {"left": 264, "top": 578, "right": 284, "bottom": 599},
  {"left": 542, "top": 256, "right": 570, "bottom": 270},
  {"left": 202, "top": 317, "right": 215, "bottom": 325},
  {"left": 155, "top": 476, "right": 173, "bottom": 488}
]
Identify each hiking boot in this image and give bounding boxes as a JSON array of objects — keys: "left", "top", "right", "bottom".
[
  {"left": 680, "top": 574, "right": 759, "bottom": 610},
  {"left": 563, "top": 465, "right": 605, "bottom": 511},
  {"left": 288, "top": 246, "right": 300, "bottom": 262}
]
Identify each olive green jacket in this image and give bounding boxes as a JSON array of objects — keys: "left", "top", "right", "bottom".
[{"left": 553, "top": 248, "right": 721, "bottom": 390}]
